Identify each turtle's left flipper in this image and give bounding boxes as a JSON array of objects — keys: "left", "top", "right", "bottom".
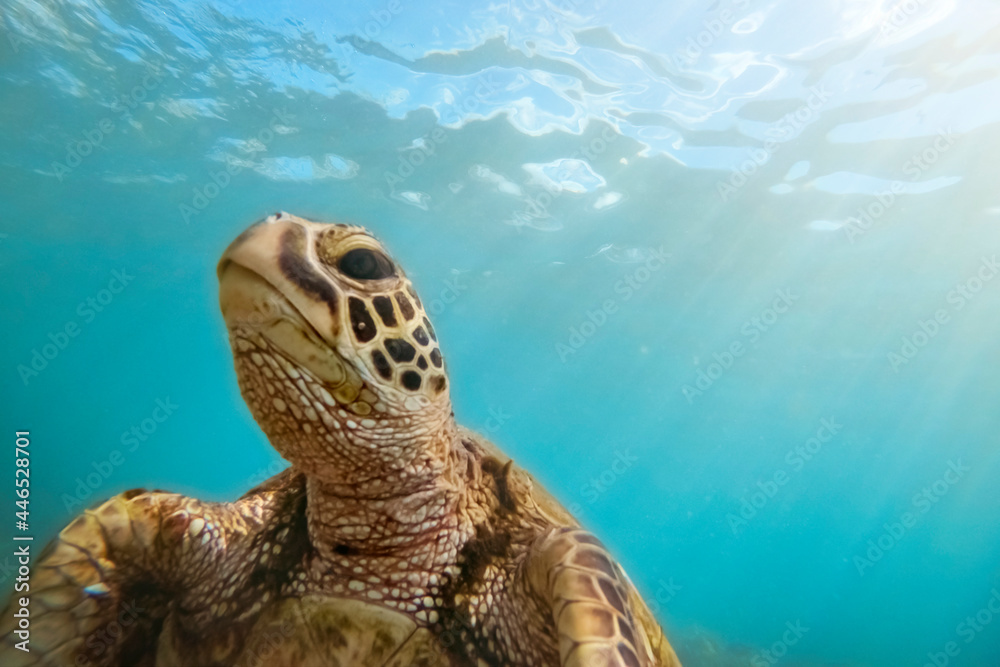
[
  {"left": 527, "top": 528, "right": 682, "bottom": 667},
  {"left": 0, "top": 490, "right": 252, "bottom": 666}
]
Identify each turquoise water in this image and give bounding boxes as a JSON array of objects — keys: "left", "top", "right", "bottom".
[{"left": 3, "top": 0, "right": 1000, "bottom": 664}]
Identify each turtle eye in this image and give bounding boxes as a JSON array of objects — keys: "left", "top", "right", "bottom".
[{"left": 338, "top": 248, "right": 396, "bottom": 281}]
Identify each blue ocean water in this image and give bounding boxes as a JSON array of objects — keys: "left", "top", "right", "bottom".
[{"left": 2, "top": 0, "right": 1000, "bottom": 664}]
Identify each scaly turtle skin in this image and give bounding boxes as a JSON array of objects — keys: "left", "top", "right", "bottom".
[{"left": 1, "top": 213, "right": 682, "bottom": 667}]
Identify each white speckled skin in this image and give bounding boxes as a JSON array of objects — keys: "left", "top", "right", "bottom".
[{"left": 0, "top": 213, "right": 681, "bottom": 667}]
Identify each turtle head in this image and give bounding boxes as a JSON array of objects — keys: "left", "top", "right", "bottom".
[{"left": 217, "top": 212, "right": 453, "bottom": 486}]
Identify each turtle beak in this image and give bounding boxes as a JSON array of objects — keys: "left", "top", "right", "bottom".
[
  {"left": 217, "top": 212, "right": 342, "bottom": 344},
  {"left": 218, "top": 212, "right": 291, "bottom": 330},
  {"left": 217, "top": 211, "right": 286, "bottom": 281}
]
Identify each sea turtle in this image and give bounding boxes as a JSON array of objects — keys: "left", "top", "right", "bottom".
[{"left": 1, "top": 212, "right": 681, "bottom": 667}]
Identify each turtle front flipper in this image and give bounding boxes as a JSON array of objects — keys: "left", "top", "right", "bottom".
[
  {"left": 0, "top": 488, "right": 262, "bottom": 666},
  {"left": 526, "top": 528, "right": 682, "bottom": 667}
]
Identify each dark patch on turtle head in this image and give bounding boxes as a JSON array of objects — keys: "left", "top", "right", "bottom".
[
  {"left": 278, "top": 225, "right": 339, "bottom": 318},
  {"left": 348, "top": 296, "right": 377, "bottom": 343}
]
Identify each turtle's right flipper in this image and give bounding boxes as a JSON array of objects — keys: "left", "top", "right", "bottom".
[
  {"left": 526, "top": 527, "right": 683, "bottom": 667},
  {"left": 0, "top": 490, "right": 237, "bottom": 666}
]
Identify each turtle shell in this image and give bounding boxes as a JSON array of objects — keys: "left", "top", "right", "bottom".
[{"left": 155, "top": 595, "right": 450, "bottom": 666}]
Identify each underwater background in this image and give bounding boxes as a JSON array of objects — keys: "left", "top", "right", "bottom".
[{"left": 2, "top": 0, "right": 1000, "bottom": 664}]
